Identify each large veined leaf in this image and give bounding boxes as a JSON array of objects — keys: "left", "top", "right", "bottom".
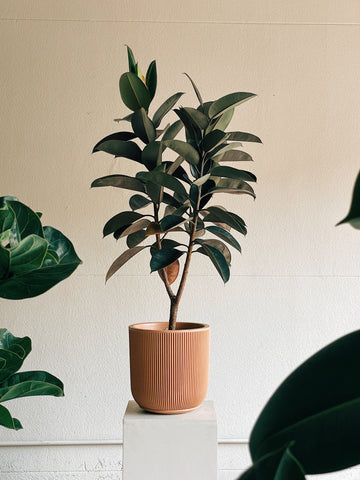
[
  {"left": 249, "top": 329, "right": 360, "bottom": 474},
  {"left": 152, "top": 92, "right": 184, "bottom": 128},
  {"left": 103, "top": 211, "right": 144, "bottom": 237},
  {"left": 150, "top": 248, "right": 185, "bottom": 272},
  {"left": 206, "top": 226, "right": 241, "bottom": 252},
  {"left": 91, "top": 175, "right": 146, "bottom": 193},
  {"left": 211, "top": 166, "right": 257, "bottom": 182},
  {"left": 119, "top": 72, "right": 151, "bottom": 111},
  {"left": 7, "top": 200, "right": 43, "bottom": 247},
  {"left": 92, "top": 138, "right": 142, "bottom": 162},
  {"left": 0, "top": 246, "right": 9, "bottom": 279},
  {"left": 196, "top": 242, "right": 230, "bottom": 283},
  {"left": 0, "top": 371, "right": 64, "bottom": 402},
  {"left": 202, "top": 206, "right": 247, "bottom": 235},
  {"left": 145, "top": 60, "right": 157, "bottom": 100},
  {"left": 106, "top": 246, "right": 147, "bottom": 281},
  {"left": 131, "top": 108, "right": 156, "bottom": 144},
  {"left": 0, "top": 404, "right": 21, "bottom": 430},
  {"left": 239, "top": 444, "right": 306, "bottom": 480},
  {"left": 208, "top": 92, "right": 256, "bottom": 119},
  {"left": 228, "top": 131, "right": 262, "bottom": 143},
  {"left": 162, "top": 139, "right": 200, "bottom": 166},
  {"left": 0, "top": 329, "right": 31, "bottom": 382},
  {"left": 92, "top": 132, "right": 137, "bottom": 153},
  {"left": 137, "top": 170, "right": 188, "bottom": 197},
  {"left": 336, "top": 170, "right": 360, "bottom": 228},
  {"left": 9, "top": 234, "right": 48, "bottom": 274}
]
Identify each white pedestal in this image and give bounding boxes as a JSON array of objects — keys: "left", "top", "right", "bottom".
[{"left": 123, "top": 400, "right": 217, "bottom": 480}]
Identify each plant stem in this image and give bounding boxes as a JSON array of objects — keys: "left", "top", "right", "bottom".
[{"left": 154, "top": 203, "right": 175, "bottom": 301}]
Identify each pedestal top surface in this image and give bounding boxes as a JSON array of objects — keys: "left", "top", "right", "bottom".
[{"left": 124, "top": 400, "right": 216, "bottom": 423}]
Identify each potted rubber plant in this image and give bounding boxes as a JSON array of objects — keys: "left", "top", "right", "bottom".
[
  {"left": 92, "top": 47, "right": 261, "bottom": 413},
  {"left": 0, "top": 195, "right": 82, "bottom": 429}
]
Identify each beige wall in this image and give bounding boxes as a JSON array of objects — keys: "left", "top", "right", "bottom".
[{"left": 1, "top": 2, "right": 360, "bottom": 479}]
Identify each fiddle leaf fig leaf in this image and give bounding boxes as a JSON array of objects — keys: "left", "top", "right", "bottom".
[
  {"left": 145, "top": 60, "right": 157, "bottom": 100},
  {"left": 150, "top": 248, "right": 185, "bottom": 272},
  {"left": 163, "top": 139, "right": 200, "bottom": 166},
  {"left": 106, "top": 246, "right": 147, "bottom": 281},
  {"left": 211, "top": 166, "right": 257, "bottom": 182},
  {"left": 91, "top": 175, "right": 146, "bottom": 193},
  {"left": 227, "top": 131, "right": 262, "bottom": 143},
  {"left": 92, "top": 132, "right": 136, "bottom": 153},
  {"left": 0, "top": 329, "right": 31, "bottom": 382},
  {"left": 0, "top": 404, "right": 22, "bottom": 430},
  {"left": 337, "top": 170, "right": 360, "bottom": 228},
  {"left": 153, "top": 93, "right": 184, "bottom": 128},
  {"left": 7, "top": 200, "right": 43, "bottom": 247},
  {"left": 0, "top": 247, "right": 10, "bottom": 280},
  {"left": 206, "top": 226, "right": 241, "bottom": 252},
  {"left": 196, "top": 242, "right": 230, "bottom": 283},
  {"left": 0, "top": 371, "right": 64, "bottom": 402},
  {"left": 119, "top": 72, "right": 151, "bottom": 112},
  {"left": 208, "top": 92, "right": 256, "bottom": 119},
  {"left": 9, "top": 235, "right": 48, "bottom": 275},
  {"left": 131, "top": 108, "right": 156, "bottom": 144}
]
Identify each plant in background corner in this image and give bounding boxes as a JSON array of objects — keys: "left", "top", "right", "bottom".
[{"left": 92, "top": 46, "right": 261, "bottom": 330}]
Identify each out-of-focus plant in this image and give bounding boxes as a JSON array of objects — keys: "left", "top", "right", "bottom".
[{"left": 92, "top": 46, "right": 260, "bottom": 330}]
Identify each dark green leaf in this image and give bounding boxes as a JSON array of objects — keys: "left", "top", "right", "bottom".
[
  {"left": 142, "top": 141, "right": 162, "bottom": 170},
  {"left": 162, "top": 193, "right": 182, "bottom": 208},
  {"left": 181, "top": 107, "right": 208, "bottom": 130},
  {"left": 92, "top": 132, "right": 136, "bottom": 153},
  {"left": 211, "top": 142, "right": 243, "bottom": 159},
  {"left": 126, "top": 45, "right": 137, "bottom": 73},
  {"left": 160, "top": 215, "right": 185, "bottom": 232},
  {"left": 211, "top": 166, "right": 257, "bottom": 182},
  {"left": 92, "top": 138, "right": 142, "bottom": 162},
  {"left": 126, "top": 229, "right": 147, "bottom": 248},
  {"left": 162, "top": 120, "right": 183, "bottom": 142},
  {"left": 189, "top": 184, "right": 199, "bottom": 210},
  {"left": 129, "top": 195, "right": 152, "bottom": 211},
  {"left": 0, "top": 329, "right": 31, "bottom": 382},
  {"left": 196, "top": 242, "right": 230, "bottom": 283},
  {"left": 337, "top": 171, "right": 360, "bottom": 228},
  {"left": 103, "top": 211, "right": 143, "bottom": 237},
  {"left": 183, "top": 73, "right": 203, "bottom": 106},
  {"left": 0, "top": 246, "right": 9, "bottom": 280},
  {"left": 208, "top": 178, "right": 255, "bottom": 198},
  {"left": 145, "top": 60, "right": 157, "bottom": 100},
  {"left": 0, "top": 371, "right": 64, "bottom": 402},
  {"left": 174, "top": 108, "right": 202, "bottom": 145},
  {"left": 9, "top": 235, "right": 48, "bottom": 274},
  {"left": 152, "top": 93, "right": 184, "bottom": 128},
  {"left": 250, "top": 329, "right": 360, "bottom": 474},
  {"left": 208, "top": 92, "right": 256, "bottom": 119},
  {"left": 159, "top": 239, "right": 184, "bottom": 250},
  {"left": 207, "top": 108, "right": 234, "bottom": 133},
  {"left": 0, "top": 404, "right": 22, "bottom": 430},
  {"left": 137, "top": 171, "right": 188, "bottom": 197},
  {"left": 217, "top": 150, "right": 253, "bottom": 162},
  {"left": 150, "top": 248, "right": 184, "bottom": 272},
  {"left": 163, "top": 139, "right": 200, "bottom": 166},
  {"left": 106, "top": 246, "right": 147, "bottom": 281},
  {"left": 7, "top": 200, "right": 43, "bottom": 247},
  {"left": 119, "top": 72, "right": 151, "bottom": 111},
  {"left": 197, "top": 238, "right": 231, "bottom": 265},
  {"left": 201, "top": 130, "right": 228, "bottom": 152},
  {"left": 206, "top": 226, "right": 241, "bottom": 252},
  {"left": 119, "top": 218, "right": 151, "bottom": 238},
  {"left": 203, "top": 206, "right": 247, "bottom": 235},
  {"left": 131, "top": 108, "right": 156, "bottom": 144},
  {"left": 91, "top": 175, "right": 146, "bottom": 193},
  {"left": 145, "top": 181, "right": 162, "bottom": 204},
  {"left": 228, "top": 131, "right": 262, "bottom": 143},
  {"left": 114, "top": 113, "right": 133, "bottom": 123}
]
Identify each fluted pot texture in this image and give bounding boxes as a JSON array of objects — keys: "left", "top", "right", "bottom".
[{"left": 129, "top": 322, "right": 210, "bottom": 414}]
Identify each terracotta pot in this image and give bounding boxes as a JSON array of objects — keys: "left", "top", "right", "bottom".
[{"left": 129, "top": 322, "right": 210, "bottom": 414}]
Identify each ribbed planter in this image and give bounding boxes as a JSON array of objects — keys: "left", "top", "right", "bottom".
[{"left": 129, "top": 322, "right": 210, "bottom": 414}]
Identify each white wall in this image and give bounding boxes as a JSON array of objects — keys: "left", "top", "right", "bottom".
[{"left": 1, "top": 1, "right": 360, "bottom": 479}]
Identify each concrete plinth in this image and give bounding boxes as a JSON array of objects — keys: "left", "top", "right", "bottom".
[{"left": 123, "top": 400, "right": 217, "bottom": 480}]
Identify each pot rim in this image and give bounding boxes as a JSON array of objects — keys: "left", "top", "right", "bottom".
[{"left": 129, "top": 321, "right": 210, "bottom": 332}]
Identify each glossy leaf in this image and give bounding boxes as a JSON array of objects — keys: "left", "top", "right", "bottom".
[
  {"left": 217, "top": 150, "right": 253, "bottom": 162},
  {"left": 228, "top": 131, "right": 262, "bottom": 143},
  {"left": 0, "top": 246, "right": 9, "bottom": 280},
  {"left": 7, "top": 200, "right": 43, "bottom": 247},
  {"left": 126, "top": 229, "right": 147, "bottom": 248},
  {"left": 106, "top": 246, "right": 147, "bottom": 281},
  {"left": 202, "top": 130, "right": 228, "bottom": 152},
  {"left": 150, "top": 248, "right": 185, "bottom": 272},
  {"left": 163, "top": 139, "right": 200, "bottom": 166},
  {"left": 92, "top": 132, "right": 136, "bottom": 153},
  {"left": 197, "top": 242, "right": 230, "bottom": 283},
  {"left": 142, "top": 141, "right": 162, "bottom": 170},
  {"left": 119, "top": 72, "right": 151, "bottom": 111},
  {"left": 250, "top": 329, "right": 360, "bottom": 474},
  {"left": 211, "top": 166, "right": 257, "bottom": 182},
  {"left": 103, "top": 211, "right": 144, "bottom": 237},
  {"left": 184, "top": 73, "right": 203, "bottom": 106},
  {"left": 203, "top": 206, "right": 247, "bottom": 235},
  {"left": 174, "top": 108, "right": 202, "bottom": 145},
  {"left": 337, "top": 171, "right": 360, "bottom": 228},
  {"left": 0, "top": 404, "right": 21, "bottom": 430},
  {"left": 207, "top": 107, "right": 234, "bottom": 133},
  {"left": 145, "top": 60, "right": 157, "bottom": 100},
  {"left": 162, "top": 120, "right": 183, "bottom": 142},
  {"left": 153, "top": 92, "right": 184, "bottom": 128},
  {"left": 160, "top": 215, "right": 186, "bottom": 232},
  {"left": 181, "top": 107, "right": 208, "bottom": 130},
  {"left": 208, "top": 92, "right": 256, "bottom": 119},
  {"left": 145, "top": 222, "right": 162, "bottom": 236},
  {"left": 0, "top": 371, "right": 64, "bottom": 402},
  {"left": 0, "top": 329, "right": 31, "bottom": 382},
  {"left": 129, "top": 195, "right": 152, "bottom": 211},
  {"left": 206, "top": 226, "right": 241, "bottom": 252},
  {"left": 208, "top": 178, "right": 255, "bottom": 198},
  {"left": 119, "top": 218, "right": 151, "bottom": 238},
  {"left": 9, "top": 235, "right": 47, "bottom": 274},
  {"left": 91, "top": 175, "right": 146, "bottom": 193},
  {"left": 211, "top": 142, "right": 243, "bottom": 159},
  {"left": 137, "top": 171, "right": 188, "bottom": 197},
  {"left": 93, "top": 138, "right": 142, "bottom": 162},
  {"left": 131, "top": 108, "right": 156, "bottom": 144},
  {"left": 197, "top": 238, "right": 231, "bottom": 265},
  {"left": 126, "top": 45, "right": 137, "bottom": 73}
]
